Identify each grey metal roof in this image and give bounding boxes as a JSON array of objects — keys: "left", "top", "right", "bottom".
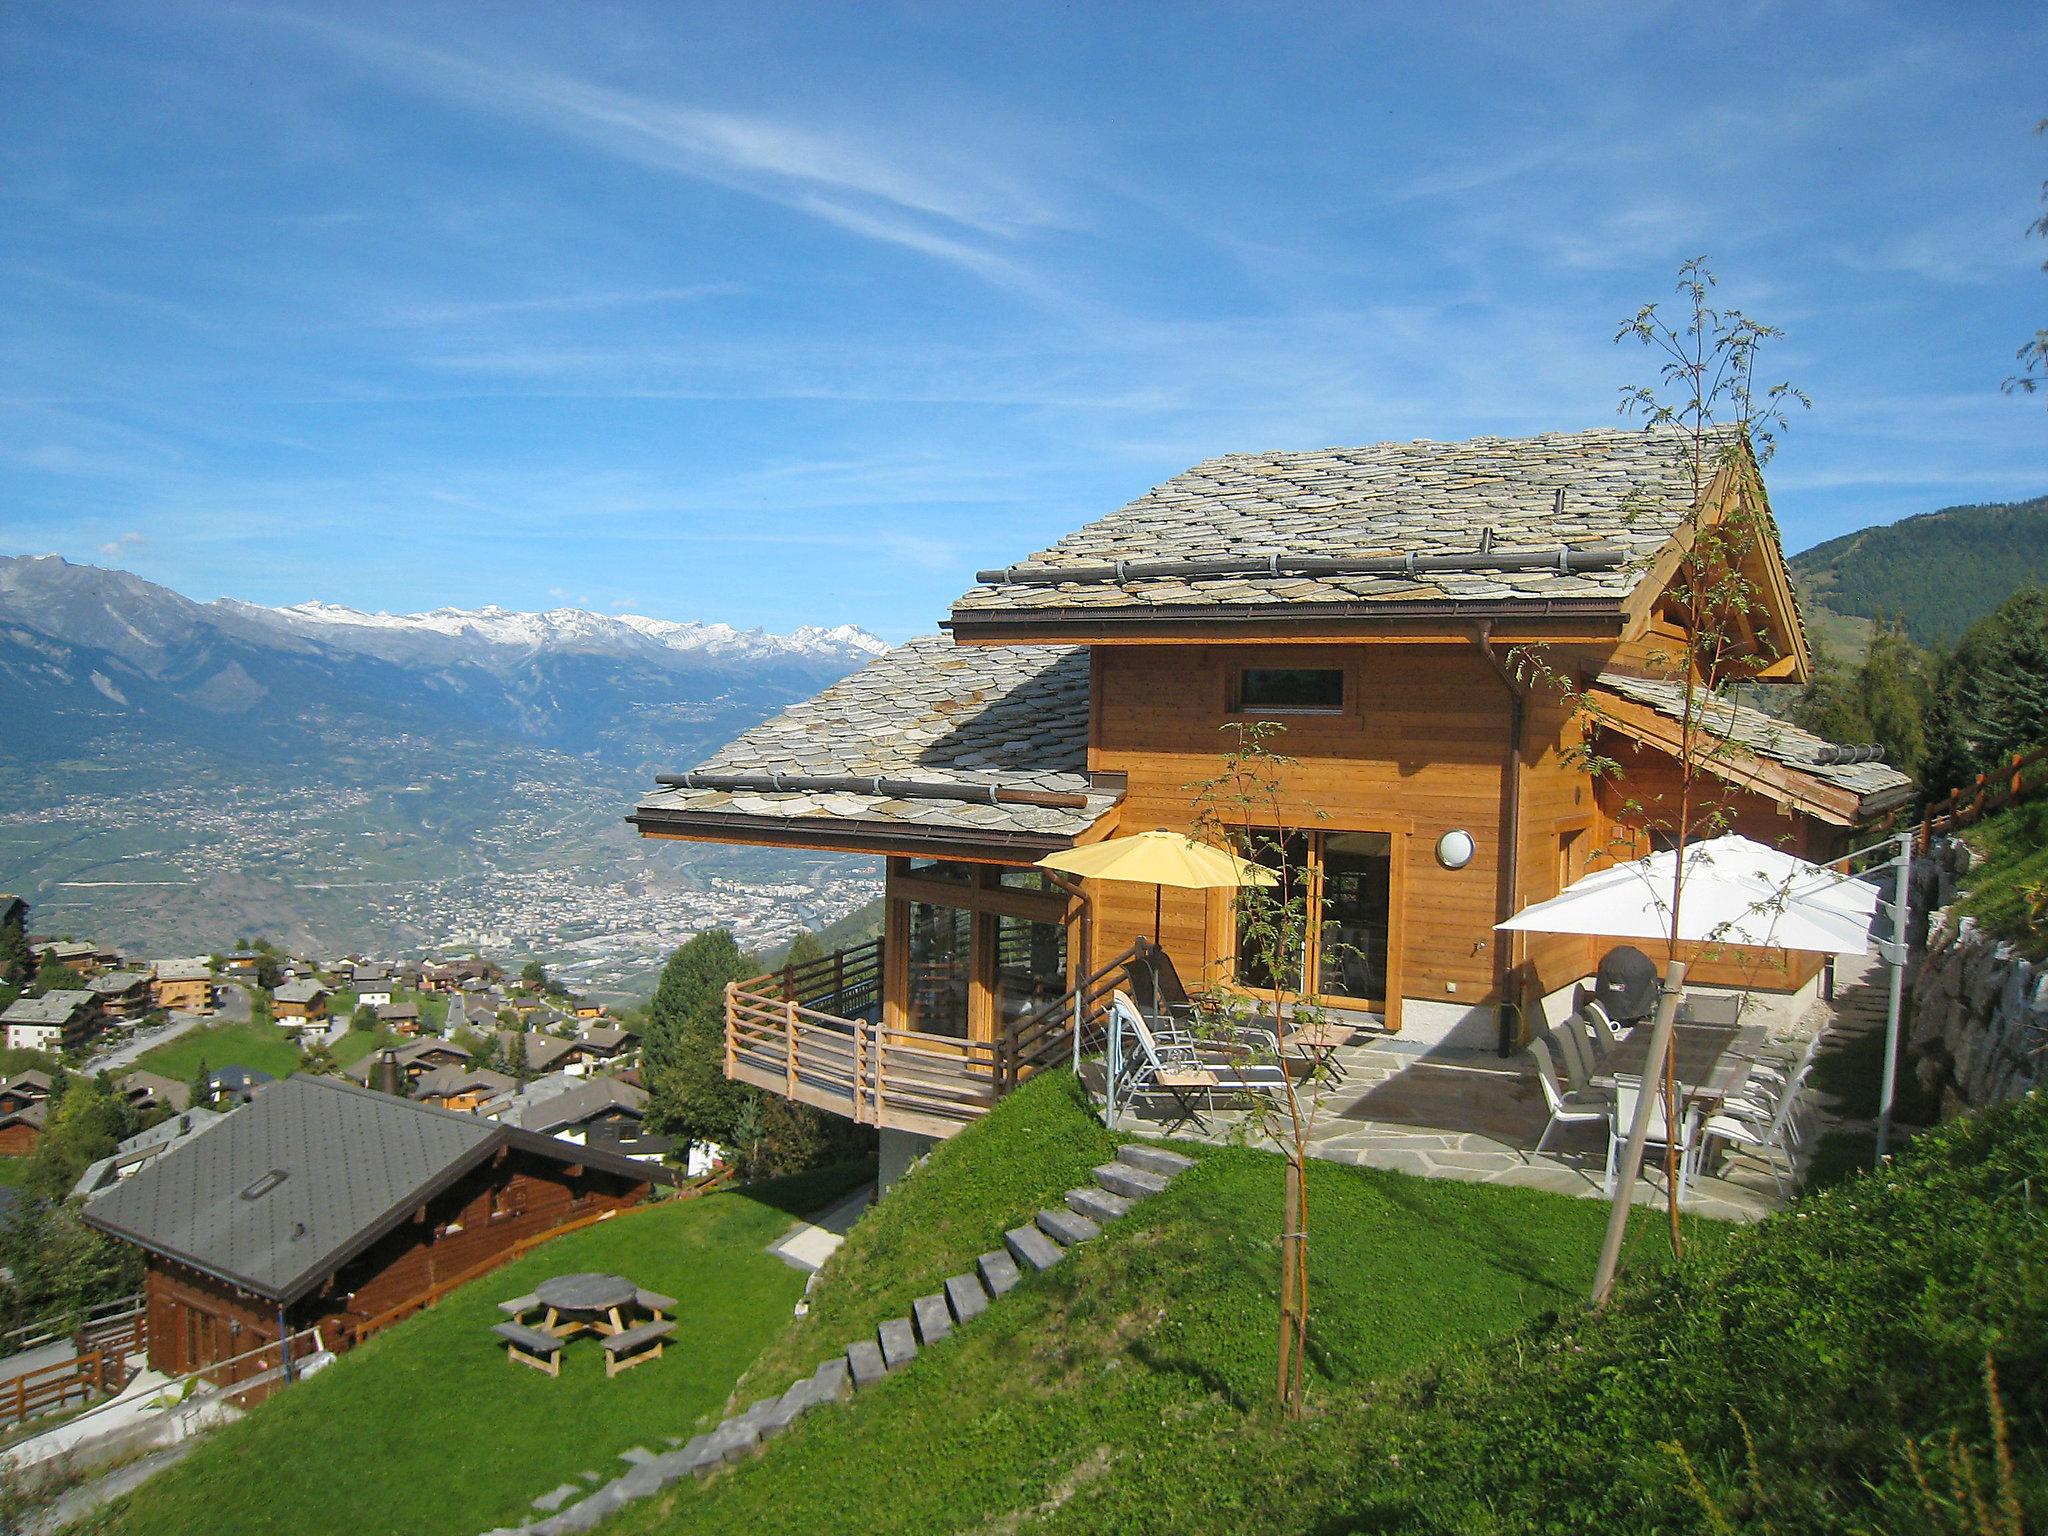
[
  {"left": 153, "top": 958, "right": 212, "bottom": 982},
  {"left": 1, "top": 991, "right": 94, "bottom": 1026},
  {"left": 632, "top": 634, "right": 1116, "bottom": 845},
  {"left": 413, "top": 1065, "right": 515, "bottom": 1100},
  {"left": 82, "top": 1076, "right": 500, "bottom": 1301},
  {"left": 950, "top": 426, "right": 1741, "bottom": 624},
  {"left": 273, "top": 979, "right": 327, "bottom": 1005},
  {"left": 1594, "top": 673, "right": 1916, "bottom": 812}
]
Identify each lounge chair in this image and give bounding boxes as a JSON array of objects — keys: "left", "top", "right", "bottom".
[
  {"left": 494, "top": 1320, "right": 564, "bottom": 1377},
  {"left": 1527, "top": 1037, "right": 1609, "bottom": 1159},
  {"left": 601, "top": 1319, "right": 674, "bottom": 1378},
  {"left": 1108, "top": 991, "right": 1285, "bottom": 1128}
]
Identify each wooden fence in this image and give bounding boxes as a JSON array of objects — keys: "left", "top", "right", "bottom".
[
  {"left": 0, "top": 1303, "right": 146, "bottom": 1431},
  {"left": 1918, "top": 746, "right": 2048, "bottom": 852},
  {"left": 724, "top": 941, "right": 1144, "bottom": 1140}
]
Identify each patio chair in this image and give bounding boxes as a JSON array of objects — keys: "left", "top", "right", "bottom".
[
  {"left": 1547, "top": 1020, "right": 1597, "bottom": 1094},
  {"left": 1108, "top": 991, "right": 1284, "bottom": 1127},
  {"left": 1605, "top": 1077, "right": 1699, "bottom": 1201},
  {"left": 1527, "top": 1037, "right": 1610, "bottom": 1159},
  {"left": 1581, "top": 998, "right": 1627, "bottom": 1053},
  {"left": 1698, "top": 1073, "right": 1803, "bottom": 1195},
  {"left": 493, "top": 1320, "right": 564, "bottom": 1377}
]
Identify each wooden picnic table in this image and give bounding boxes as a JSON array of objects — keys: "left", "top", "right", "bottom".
[
  {"left": 1600, "top": 1021, "right": 1770, "bottom": 1105},
  {"left": 534, "top": 1272, "right": 638, "bottom": 1339}
]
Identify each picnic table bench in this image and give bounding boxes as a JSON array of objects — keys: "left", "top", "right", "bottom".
[
  {"left": 493, "top": 1320, "right": 564, "bottom": 1377},
  {"left": 601, "top": 1319, "right": 674, "bottom": 1378}
]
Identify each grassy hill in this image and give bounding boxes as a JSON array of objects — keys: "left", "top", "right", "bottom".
[
  {"left": 592, "top": 1074, "right": 2043, "bottom": 1536},
  {"left": 1791, "top": 492, "right": 2048, "bottom": 653}
]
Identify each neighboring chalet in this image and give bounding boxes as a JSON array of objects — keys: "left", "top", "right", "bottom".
[
  {"left": 629, "top": 426, "right": 1913, "bottom": 1162},
  {"left": 120, "top": 1069, "right": 192, "bottom": 1114},
  {"left": 272, "top": 979, "right": 330, "bottom": 1026},
  {"left": 2, "top": 990, "right": 99, "bottom": 1054},
  {"left": 493, "top": 1029, "right": 577, "bottom": 1076},
  {"left": 518, "top": 1077, "right": 670, "bottom": 1161},
  {"left": 81, "top": 1076, "right": 674, "bottom": 1376},
  {"left": 0, "top": 1074, "right": 51, "bottom": 1154},
  {"left": 73, "top": 1107, "right": 227, "bottom": 1197},
  {"left": 88, "top": 970, "right": 154, "bottom": 1022},
  {"left": 411, "top": 1066, "right": 515, "bottom": 1113},
  {"left": 0, "top": 1071, "right": 53, "bottom": 1115},
  {"left": 153, "top": 959, "right": 214, "bottom": 1014},
  {"left": 347, "top": 1038, "right": 470, "bottom": 1090},
  {"left": 207, "top": 1065, "right": 274, "bottom": 1105},
  {"left": 572, "top": 1023, "right": 639, "bottom": 1066},
  {"left": 376, "top": 1001, "right": 423, "bottom": 1035},
  {"left": 34, "top": 940, "right": 109, "bottom": 975}
]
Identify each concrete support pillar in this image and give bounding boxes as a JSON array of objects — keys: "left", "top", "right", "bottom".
[{"left": 877, "top": 1127, "right": 937, "bottom": 1192}]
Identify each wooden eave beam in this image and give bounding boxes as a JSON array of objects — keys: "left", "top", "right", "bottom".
[
  {"left": 632, "top": 815, "right": 1100, "bottom": 866},
  {"left": 1588, "top": 688, "right": 1862, "bottom": 825}
]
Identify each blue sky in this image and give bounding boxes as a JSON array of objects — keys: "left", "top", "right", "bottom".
[{"left": 2, "top": 2, "right": 2043, "bottom": 640}]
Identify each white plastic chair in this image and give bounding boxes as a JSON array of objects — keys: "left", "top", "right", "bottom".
[
  {"left": 1606, "top": 1076, "right": 1699, "bottom": 1201},
  {"left": 1699, "top": 1071, "right": 1804, "bottom": 1194},
  {"left": 1582, "top": 998, "right": 1627, "bottom": 1054},
  {"left": 1549, "top": 1020, "right": 1597, "bottom": 1093},
  {"left": 1527, "top": 1037, "right": 1610, "bottom": 1159}
]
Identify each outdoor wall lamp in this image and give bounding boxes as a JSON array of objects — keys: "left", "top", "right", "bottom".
[{"left": 1435, "top": 830, "right": 1476, "bottom": 870}]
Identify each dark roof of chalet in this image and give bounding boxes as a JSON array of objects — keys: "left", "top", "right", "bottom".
[
  {"left": 87, "top": 970, "right": 151, "bottom": 995},
  {"left": 631, "top": 634, "right": 1115, "bottom": 849},
  {"left": 1, "top": 991, "right": 95, "bottom": 1025},
  {"left": 210, "top": 1065, "right": 275, "bottom": 1091},
  {"left": 412, "top": 1065, "right": 515, "bottom": 1100},
  {"left": 80, "top": 1075, "right": 673, "bottom": 1303},
  {"left": 345, "top": 1038, "right": 468, "bottom": 1083},
  {"left": 0, "top": 1101, "right": 46, "bottom": 1130},
  {"left": 1592, "top": 673, "right": 1917, "bottom": 816},
  {"left": 950, "top": 426, "right": 1742, "bottom": 628},
  {"left": 120, "top": 1070, "right": 191, "bottom": 1109},
  {"left": 3, "top": 1070, "right": 54, "bottom": 1095},
  {"left": 577, "top": 1025, "right": 638, "bottom": 1052},
  {"left": 495, "top": 1029, "right": 576, "bottom": 1071},
  {"left": 518, "top": 1077, "right": 648, "bottom": 1133},
  {"left": 273, "top": 979, "right": 328, "bottom": 1004}
]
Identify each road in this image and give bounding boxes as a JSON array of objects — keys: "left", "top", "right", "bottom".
[{"left": 86, "top": 982, "right": 252, "bottom": 1074}]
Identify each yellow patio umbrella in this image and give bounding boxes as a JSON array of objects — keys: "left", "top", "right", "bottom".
[{"left": 1038, "top": 829, "right": 1277, "bottom": 945}]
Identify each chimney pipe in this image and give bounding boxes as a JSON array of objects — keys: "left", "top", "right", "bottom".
[{"left": 375, "top": 1048, "right": 402, "bottom": 1097}]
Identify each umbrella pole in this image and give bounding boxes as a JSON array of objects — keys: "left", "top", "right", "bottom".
[
  {"left": 1590, "top": 959, "right": 1686, "bottom": 1310},
  {"left": 1153, "top": 885, "right": 1162, "bottom": 947}
]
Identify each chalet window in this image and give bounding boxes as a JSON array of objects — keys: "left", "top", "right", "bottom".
[
  {"left": 904, "top": 858, "right": 974, "bottom": 884},
  {"left": 1234, "top": 667, "right": 1344, "bottom": 715}
]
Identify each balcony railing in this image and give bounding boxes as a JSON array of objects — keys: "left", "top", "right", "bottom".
[{"left": 723, "top": 938, "right": 1143, "bottom": 1139}]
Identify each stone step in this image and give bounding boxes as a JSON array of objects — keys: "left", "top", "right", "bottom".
[
  {"left": 845, "top": 1337, "right": 887, "bottom": 1388},
  {"left": 1005, "top": 1223, "right": 1065, "bottom": 1272},
  {"left": 943, "top": 1271, "right": 989, "bottom": 1325},
  {"left": 1067, "top": 1185, "right": 1131, "bottom": 1225},
  {"left": 713, "top": 1418, "right": 761, "bottom": 1464},
  {"left": 760, "top": 1378, "right": 817, "bottom": 1438},
  {"left": 1093, "top": 1162, "right": 1169, "bottom": 1201},
  {"left": 1036, "top": 1207, "right": 1100, "bottom": 1247},
  {"left": 740, "top": 1396, "right": 781, "bottom": 1428},
  {"left": 978, "top": 1248, "right": 1023, "bottom": 1297},
  {"left": 1117, "top": 1144, "right": 1196, "bottom": 1179},
  {"left": 877, "top": 1315, "right": 919, "bottom": 1370},
  {"left": 812, "top": 1355, "right": 853, "bottom": 1402},
  {"left": 911, "top": 1292, "right": 953, "bottom": 1346}
]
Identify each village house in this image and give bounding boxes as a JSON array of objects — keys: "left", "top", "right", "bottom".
[
  {"left": 34, "top": 939, "right": 108, "bottom": 975},
  {"left": 2, "top": 989, "right": 100, "bottom": 1054},
  {"left": 572, "top": 1023, "right": 639, "bottom": 1066},
  {"left": 375, "top": 1001, "right": 423, "bottom": 1036},
  {"left": 72, "top": 1106, "right": 228, "bottom": 1197},
  {"left": 0, "top": 1071, "right": 53, "bottom": 1116},
  {"left": 629, "top": 426, "right": 1912, "bottom": 1165},
  {"left": 219, "top": 950, "right": 264, "bottom": 979},
  {"left": 81, "top": 1076, "right": 674, "bottom": 1377},
  {"left": 411, "top": 1065, "right": 516, "bottom": 1113},
  {"left": 272, "top": 978, "right": 330, "bottom": 1026},
  {"left": 518, "top": 1077, "right": 671, "bottom": 1161},
  {"left": 87, "top": 969, "right": 154, "bottom": 1022},
  {"left": 0, "top": 1101, "right": 46, "bottom": 1155},
  {"left": 152, "top": 958, "right": 215, "bottom": 1014},
  {"left": 347, "top": 1038, "right": 470, "bottom": 1090},
  {"left": 353, "top": 975, "right": 396, "bottom": 1009},
  {"left": 493, "top": 1029, "right": 577, "bottom": 1076},
  {"left": 206, "top": 1065, "right": 274, "bottom": 1106},
  {"left": 119, "top": 1069, "right": 192, "bottom": 1114}
]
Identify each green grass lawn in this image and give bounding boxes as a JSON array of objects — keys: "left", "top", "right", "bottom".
[
  {"left": 331, "top": 1028, "right": 402, "bottom": 1068},
  {"left": 615, "top": 1073, "right": 1719, "bottom": 1536},
  {"left": 0, "top": 1157, "right": 27, "bottom": 1188},
  {"left": 1957, "top": 797, "right": 2048, "bottom": 958},
  {"left": 100, "top": 1163, "right": 871, "bottom": 1536},
  {"left": 132, "top": 1017, "right": 304, "bottom": 1082}
]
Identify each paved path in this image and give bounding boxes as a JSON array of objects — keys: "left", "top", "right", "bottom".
[{"left": 770, "top": 1183, "right": 875, "bottom": 1272}]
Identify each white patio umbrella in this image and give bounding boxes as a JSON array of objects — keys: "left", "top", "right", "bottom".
[{"left": 1495, "top": 834, "right": 1878, "bottom": 956}]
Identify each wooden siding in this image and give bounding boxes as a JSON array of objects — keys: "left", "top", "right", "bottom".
[{"left": 0, "top": 1121, "right": 40, "bottom": 1155}]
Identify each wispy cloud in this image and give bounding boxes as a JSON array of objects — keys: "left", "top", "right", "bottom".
[
  {"left": 265, "top": 13, "right": 1061, "bottom": 290},
  {"left": 382, "top": 285, "right": 745, "bottom": 326}
]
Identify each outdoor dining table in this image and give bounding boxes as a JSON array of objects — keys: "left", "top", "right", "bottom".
[
  {"left": 534, "top": 1272, "right": 639, "bottom": 1339},
  {"left": 1598, "top": 1020, "right": 1771, "bottom": 1107}
]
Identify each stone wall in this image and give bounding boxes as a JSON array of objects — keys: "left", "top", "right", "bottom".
[{"left": 1909, "top": 839, "right": 2046, "bottom": 1114}]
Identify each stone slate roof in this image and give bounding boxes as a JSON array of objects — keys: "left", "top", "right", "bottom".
[
  {"left": 632, "top": 634, "right": 1115, "bottom": 846},
  {"left": 1594, "top": 673, "right": 1916, "bottom": 813},
  {"left": 345, "top": 1038, "right": 470, "bottom": 1083},
  {"left": 81, "top": 1076, "right": 670, "bottom": 1301},
  {"left": 154, "top": 958, "right": 212, "bottom": 983},
  {"left": 950, "top": 426, "right": 1738, "bottom": 624},
  {"left": 273, "top": 979, "right": 327, "bottom": 1005},
  {"left": 412, "top": 1065, "right": 515, "bottom": 1100}
]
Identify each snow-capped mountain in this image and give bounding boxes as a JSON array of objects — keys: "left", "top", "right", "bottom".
[{"left": 243, "top": 599, "right": 887, "bottom": 664}]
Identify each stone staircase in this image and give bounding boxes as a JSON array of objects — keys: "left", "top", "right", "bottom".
[{"left": 492, "top": 1144, "right": 1196, "bottom": 1536}]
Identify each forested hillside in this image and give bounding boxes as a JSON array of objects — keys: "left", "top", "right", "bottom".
[{"left": 1791, "top": 493, "right": 2048, "bottom": 646}]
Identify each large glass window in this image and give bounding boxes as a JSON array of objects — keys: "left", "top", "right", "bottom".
[
  {"left": 1235, "top": 830, "right": 1393, "bottom": 1009},
  {"left": 993, "top": 912, "right": 1068, "bottom": 1030},
  {"left": 1235, "top": 832, "right": 1309, "bottom": 993},
  {"left": 907, "top": 902, "right": 972, "bottom": 1038}
]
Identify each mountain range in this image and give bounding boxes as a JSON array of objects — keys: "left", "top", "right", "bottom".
[{"left": 0, "top": 554, "right": 887, "bottom": 987}]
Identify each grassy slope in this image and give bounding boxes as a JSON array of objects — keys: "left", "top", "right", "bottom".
[
  {"left": 0, "top": 1157, "right": 25, "bottom": 1187},
  {"left": 618, "top": 1072, "right": 1711, "bottom": 1536},
  {"left": 1956, "top": 798, "right": 2048, "bottom": 959},
  {"left": 98, "top": 1164, "right": 870, "bottom": 1536},
  {"left": 613, "top": 1081, "right": 2047, "bottom": 1536},
  {"left": 132, "top": 1018, "right": 303, "bottom": 1081}
]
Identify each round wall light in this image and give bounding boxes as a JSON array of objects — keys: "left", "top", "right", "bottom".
[{"left": 1435, "top": 830, "right": 1476, "bottom": 870}]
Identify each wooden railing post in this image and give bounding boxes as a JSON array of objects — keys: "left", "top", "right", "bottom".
[
  {"left": 2012, "top": 751, "right": 2026, "bottom": 803},
  {"left": 873, "top": 1024, "right": 886, "bottom": 1126},
  {"left": 785, "top": 995, "right": 799, "bottom": 1096},
  {"left": 723, "top": 983, "right": 738, "bottom": 1081},
  {"left": 853, "top": 1018, "right": 867, "bottom": 1124}
]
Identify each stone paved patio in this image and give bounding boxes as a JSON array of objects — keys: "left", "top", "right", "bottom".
[{"left": 1120, "top": 953, "right": 1896, "bottom": 1225}]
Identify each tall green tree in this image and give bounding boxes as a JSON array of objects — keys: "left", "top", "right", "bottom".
[
  {"left": 28, "top": 962, "right": 86, "bottom": 998},
  {"left": 1921, "top": 586, "right": 2048, "bottom": 795},
  {"left": 782, "top": 930, "right": 827, "bottom": 971},
  {"left": 643, "top": 930, "right": 756, "bottom": 1146},
  {"left": 0, "top": 918, "right": 28, "bottom": 988},
  {"left": 23, "top": 1075, "right": 134, "bottom": 1202}
]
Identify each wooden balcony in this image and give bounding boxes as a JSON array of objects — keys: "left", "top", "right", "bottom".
[{"left": 723, "top": 938, "right": 1137, "bottom": 1140}]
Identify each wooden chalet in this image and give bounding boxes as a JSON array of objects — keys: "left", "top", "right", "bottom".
[
  {"left": 2, "top": 990, "right": 100, "bottom": 1054},
  {"left": 152, "top": 959, "right": 214, "bottom": 1014},
  {"left": 81, "top": 1075, "right": 672, "bottom": 1376},
  {"left": 272, "top": 978, "right": 330, "bottom": 1025},
  {"left": 629, "top": 426, "right": 1912, "bottom": 1155}
]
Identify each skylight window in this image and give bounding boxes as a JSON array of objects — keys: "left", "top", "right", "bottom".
[{"left": 240, "top": 1169, "right": 288, "bottom": 1201}]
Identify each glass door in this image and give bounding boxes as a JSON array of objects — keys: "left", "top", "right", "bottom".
[
  {"left": 906, "top": 901, "right": 972, "bottom": 1038},
  {"left": 1315, "top": 831, "right": 1392, "bottom": 1009}
]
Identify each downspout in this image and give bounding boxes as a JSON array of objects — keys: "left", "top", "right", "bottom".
[{"left": 1472, "top": 623, "right": 1525, "bottom": 1057}]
